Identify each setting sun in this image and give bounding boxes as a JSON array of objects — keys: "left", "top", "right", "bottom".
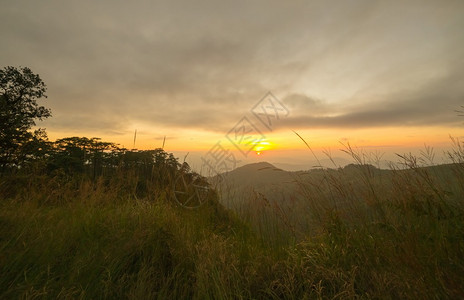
[{"left": 253, "top": 140, "right": 272, "bottom": 156}]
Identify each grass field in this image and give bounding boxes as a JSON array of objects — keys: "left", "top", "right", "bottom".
[{"left": 1, "top": 145, "right": 464, "bottom": 299}]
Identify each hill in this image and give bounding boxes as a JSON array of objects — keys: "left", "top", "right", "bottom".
[
  {"left": 211, "top": 162, "right": 297, "bottom": 210},
  {"left": 213, "top": 160, "right": 463, "bottom": 225}
]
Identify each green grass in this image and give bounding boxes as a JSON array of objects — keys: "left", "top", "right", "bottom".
[{"left": 1, "top": 145, "right": 464, "bottom": 299}]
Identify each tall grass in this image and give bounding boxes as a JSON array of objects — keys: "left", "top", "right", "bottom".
[{"left": 1, "top": 140, "right": 463, "bottom": 298}]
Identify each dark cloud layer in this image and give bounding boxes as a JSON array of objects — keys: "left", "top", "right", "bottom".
[
  {"left": 282, "top": 65, "right": 464, "bottom": 129},
  {"left": 1, "top": 0, "right": 463, "bottom": 135}
]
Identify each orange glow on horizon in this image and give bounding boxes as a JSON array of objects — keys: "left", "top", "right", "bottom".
[{"left": 43, "top": 125, "right": 462, "bottom": 155}]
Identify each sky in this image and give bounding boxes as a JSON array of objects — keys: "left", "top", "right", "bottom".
[{"left": 1, "top": 0, "right": 463, "bottom": 171}]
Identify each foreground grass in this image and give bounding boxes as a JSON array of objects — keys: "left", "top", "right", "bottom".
[
  {"left": 0, "top": 190, "right": 258, "bottom": 299},
  {"left": 1, "top": 155, "right": 464, "bottom": 298}
]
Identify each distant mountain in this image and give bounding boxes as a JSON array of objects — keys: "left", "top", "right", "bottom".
[
  {"left": 229, "top": 161, "right": 280, "bottom": 172},
  {"left": 219, "top": 162, "right": 292, "bottom": 185},
  {"left": 210, "top": 160, "right": 462, "bottom": 237},
  {"left": 211, "top": 160, "right": 461, "bottom": 213},
  {"left": 273, "top": 157, "right": 352, "bottom": 171},
  {"left": 211, "top": 162, "right": 299, "bottom": 209}
]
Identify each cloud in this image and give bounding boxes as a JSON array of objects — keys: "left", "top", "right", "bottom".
[
  {"left": 281, "top": 65, "right": 464, "bottom": 129},
  {"left": 1, "top": 0, "right": 463, "bottom": 137}
]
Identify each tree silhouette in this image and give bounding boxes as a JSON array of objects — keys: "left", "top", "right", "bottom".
[{"left": 0, "top": 66, "right": 51, "bottom": 172}]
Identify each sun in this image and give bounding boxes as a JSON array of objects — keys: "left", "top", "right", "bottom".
[{"left": 253, "top": 140, "right": 272, "bottom": 156}]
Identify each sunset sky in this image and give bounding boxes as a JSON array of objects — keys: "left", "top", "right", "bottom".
[{"left": 1, "top": 0, "right": 463, "bottom": 171}]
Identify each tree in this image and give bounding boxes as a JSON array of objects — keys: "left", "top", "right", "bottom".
[
  {"left": 48, "top": 137, "right": 118, "bottom": 177},
  {"left": 0, "top": 66, "right": 51, "bottom": 171}
]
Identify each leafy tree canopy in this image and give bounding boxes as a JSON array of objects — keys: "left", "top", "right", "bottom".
[{"left": 0, "top": 66, "right": 51, "bottom": 170}]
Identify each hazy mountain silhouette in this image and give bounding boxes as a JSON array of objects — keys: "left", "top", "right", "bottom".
[
  {"left": 212, "top": 162, "right": 300, "bottom": 209},
  {"left": 212, "top": 160, "right": 460, "bottom": 211},
  {"left": 272, "top": 157, "right": 351, "bottom": 171},
  {"left": 219, "top": 162, "right": 292, "bottom": 185}
]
